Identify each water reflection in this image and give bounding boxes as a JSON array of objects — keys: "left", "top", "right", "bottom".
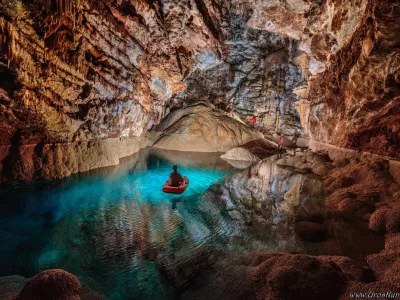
[
  {"left": 0, "top": 148, "right": 236, "bottom": 299},
  {"left": 0, "top": 150, "right": 383, "bottom": 299},
  {"left": 206, "top": 154, "right": 383, "bottom": 259}
]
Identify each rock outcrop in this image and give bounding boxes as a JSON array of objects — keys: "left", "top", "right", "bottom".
[
  {"left": 182, "top": 251, "right": 378, "bottom": 300},
  {"left": 0, "top": 136, "right": 150, "bottom": 184},
  {"left": 152, "top": 103, "right": 263, "bottom": 152},
  {"left": 221, "top": 147, "right": 260, "bottom": 162},
  {"left": 248, "top": 254, "right": 349, "bottom": 300},
  {"left": 324, "top": 155, "right": 400, "bottom": 226}
]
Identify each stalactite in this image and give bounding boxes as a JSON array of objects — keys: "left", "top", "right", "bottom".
[{"left": 274, "top": 67, "right": 282, "bottom": 133}]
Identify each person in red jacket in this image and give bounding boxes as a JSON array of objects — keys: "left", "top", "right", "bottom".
[
  {"left": 252, "top": 116, "right": 257, "bottom": 128},
  {"left": 278, "top": 134, "right": 285, "bottom": 151}
]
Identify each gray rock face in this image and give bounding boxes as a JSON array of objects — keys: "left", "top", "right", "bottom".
[{"left": 174, "top": 4, "right": 305, "bottom": 136}]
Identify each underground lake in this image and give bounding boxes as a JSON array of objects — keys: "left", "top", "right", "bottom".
[{"left": 0, "top": 148, "right": 386, "bottom": 300}]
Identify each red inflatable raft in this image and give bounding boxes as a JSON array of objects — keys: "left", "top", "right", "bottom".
[{"left": 162, "top": 177, "right": 189, "bottom": 194}]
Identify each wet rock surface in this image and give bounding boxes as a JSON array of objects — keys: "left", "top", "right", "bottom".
[
  {"left": 203, "top": 153, "right": 384, "bottom": 258},
  {"left": 220, "top": 147, "right": 260, "bottom": 162}
]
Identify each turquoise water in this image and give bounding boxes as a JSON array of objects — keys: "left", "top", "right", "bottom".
[{"left": 0, "top": 148, "right": 237, "bottom": 299}]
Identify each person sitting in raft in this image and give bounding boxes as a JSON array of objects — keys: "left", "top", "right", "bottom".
[{"left": 170, "top": 165, "right": 184, "bottom": 187}]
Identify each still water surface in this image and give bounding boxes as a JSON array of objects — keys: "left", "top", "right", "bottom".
[
  {"left": 0, "top": 148, "right": 384, "bottom": 299},
  {"left": 0, "top": 148, "right": 239, "bottom": 299}
]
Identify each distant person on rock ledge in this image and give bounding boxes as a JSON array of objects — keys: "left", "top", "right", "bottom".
[
  {"left": 252, "top": 115, "right": 257, "bottom": 128},
  {"left": 170, "top": 165, "right": 184, "bottom": 187},
  {"left": 278, "top": 134, "right": 285, "bottom": 151},
  {"left": 292, "top": 131, "right": 300, "bottom": 145}
]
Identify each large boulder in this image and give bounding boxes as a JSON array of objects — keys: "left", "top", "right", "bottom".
[
  {"left": 0, "top": 271, "right": 107, "bottom": 300},
  {"left": 221, "top": 147, "right": 260, "bottom": 162},
  {"left": 16, "top": 269, "right": 82, "bottom": 300},
  {"left": 152, "top": 104, "right": 263, "bottom": 152}
]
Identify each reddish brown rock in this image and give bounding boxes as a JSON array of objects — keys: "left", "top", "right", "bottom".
[
  {"left": 338, "top": 198, "right": 375, "bottom": 219},
  {"left": 385, "top": 233, "right": 400, "bottom": 251},
  {"left": 363, "top": 233, "right": 400, "bottom": 295},
  {"left": 370, "top": 208, "right": 400, "bottom": 234},
  {"left": 308, "top": 0, "right": 400, "bottom": 159},
  {"left": 247, "top": 254, "right": 349, "bottom": 300},
  {"left": 16, "top": 269, "right": 81, "bottom": 300}
]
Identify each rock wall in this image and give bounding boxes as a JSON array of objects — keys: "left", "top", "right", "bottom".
[
  {"left": 0, "top": 0, "right": 307, "bottom": 146},
  {"left": 0, "top": 0, "right": 222, "bottom": 183},
  {"left": 174, "top": 3, "right": 305, "bottom": 136},
  {"left": 308, "top": 0, "right": 400, "bottom": 159},
  {"left": 0, "top": 0, "right": 222, "bottom": 145},
  {"left": 246, "top": 0, "right": 399, "bottom": 158},
  {"left": 0, "top": 136, "right": 150, "bottom": 185},
  {"left": 0, "top": 0, "right": 398, "bottom": 183}
]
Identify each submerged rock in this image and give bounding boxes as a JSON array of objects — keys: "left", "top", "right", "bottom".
[
  {"left": 221, "top": 147, "right": 260, "bottom": 162},
  {"left": 339, "top": 233, "right": 400, "bottom": 299},
  {"left": 276, "top": 152, "right": 332, "bottom": 177}
]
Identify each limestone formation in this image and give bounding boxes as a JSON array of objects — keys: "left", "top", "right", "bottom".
[
  {"left": 0, "top": 0, "right": 399, "bottom": 299},
  {"left": 152, "top": 103, "right": 263, "bottom": 152},
  {"left": 220, "top": 147, "right": 260, "bottom": 162},
  {"left": 1, "top": 0, "right": 399, "bottom": 182}
]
